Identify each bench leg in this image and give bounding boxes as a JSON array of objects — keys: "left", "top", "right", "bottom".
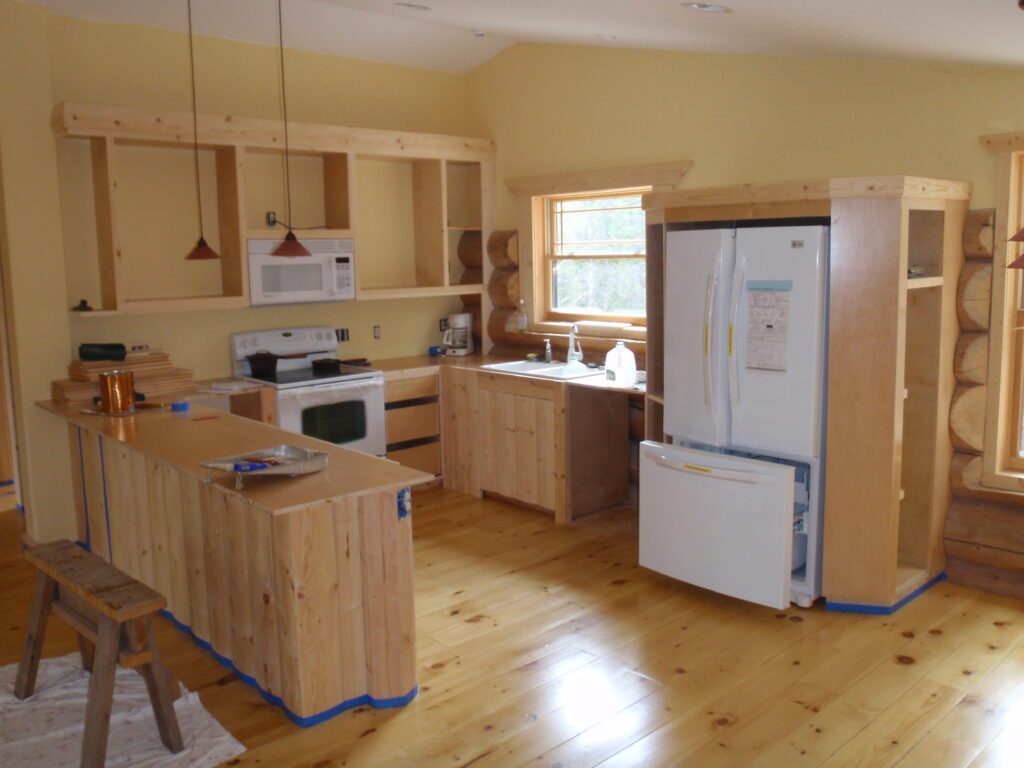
[
  {"left": 78, "top": 636, "right": 96, "bottom": 673},
  {"left": 140, "top": 617, "right": 184, "bottom": 753},
  {"left": 81, "top": 616, "right": 120, "bottom": 768},
  {"left": 14, "top": 572, "right": 56, "bottom": 699}
]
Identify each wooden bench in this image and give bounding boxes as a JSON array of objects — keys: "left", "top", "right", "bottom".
[{"left": 14, "top": 539, "right": 184, "bottom": 768}]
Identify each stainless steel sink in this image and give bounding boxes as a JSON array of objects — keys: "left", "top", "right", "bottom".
[{"left": 481, "top": 360, "right": 603, "bottom": 380}]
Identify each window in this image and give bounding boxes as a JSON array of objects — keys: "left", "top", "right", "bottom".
[{"left": 542, "top": 189, "right": 648, "bottom": 323}]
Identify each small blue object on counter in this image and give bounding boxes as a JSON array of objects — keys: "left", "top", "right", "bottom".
[
  {"left": 171, "top": 400, "right": 190, "bottom": 413},
  {"left": 428, "top": 346, "right": 443, "bottom": 356}
]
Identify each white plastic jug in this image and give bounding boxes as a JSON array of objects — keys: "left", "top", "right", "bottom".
[{"left": 604, "top": 341, "right": 637, "bottom": 388}]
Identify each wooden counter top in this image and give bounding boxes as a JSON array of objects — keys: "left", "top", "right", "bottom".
[
  {"left": 37, "top": 400, "right": 432, "bottom": 514},
  {"left": 373, "top": 353, "right": 646, "bottom": 394}
]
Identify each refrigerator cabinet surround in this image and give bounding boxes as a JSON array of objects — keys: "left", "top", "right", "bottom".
[{"left": 639, "top": 441, "right": 796, "bottom": 610}]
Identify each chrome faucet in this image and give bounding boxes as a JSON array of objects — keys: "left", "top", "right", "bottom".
[
  {"left": 567, "top": 324, "right": 584, "bottom": 364},
  {"left": 544, "top": 338, "right": 552, "bottom": 363}
]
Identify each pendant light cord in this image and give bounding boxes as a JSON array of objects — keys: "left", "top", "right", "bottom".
[
  {"left": 277, "top": 0, "right": 295, "bottom": 232},
  {"left": 187, "top": 0, "right": 205, "bottom": 238}
]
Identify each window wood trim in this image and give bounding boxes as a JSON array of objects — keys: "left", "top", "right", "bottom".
[
  {"left": 506, "top": 160, "right": 693, "bottom": 341},
  {"left": 981, "top": 150, "right": 1024, "bottom": 491}
]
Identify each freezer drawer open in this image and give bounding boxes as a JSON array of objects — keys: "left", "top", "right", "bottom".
[{"left": 639, "top": 441, "right": 795, "bottom": 609}]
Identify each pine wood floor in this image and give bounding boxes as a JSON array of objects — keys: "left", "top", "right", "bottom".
[{"left": 3, "top": 488, "right": 1024, "bottom": 767}]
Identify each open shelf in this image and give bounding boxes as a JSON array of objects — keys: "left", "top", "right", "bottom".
[
  {"left": 244, "top": 148, "right": 351, "bottom": 232},
  {"left": 356, "top": 284, "right": 484, "bottom": 301},
  {"left": 907, "top": 276, "right": 944, "bottom": 290}
]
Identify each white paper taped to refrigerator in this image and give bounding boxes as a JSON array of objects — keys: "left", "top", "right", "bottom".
[{"left": 745, "top": 279, "right": 792, "bottom": 372}]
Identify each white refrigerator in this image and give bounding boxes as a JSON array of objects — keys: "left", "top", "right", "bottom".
[{"left": 640, "top": 222, "right": 828, "bottom": 609}]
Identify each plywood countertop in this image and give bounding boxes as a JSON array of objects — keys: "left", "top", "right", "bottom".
[{"left": 37, "top": 400, "right": 432, "bottom": 514}]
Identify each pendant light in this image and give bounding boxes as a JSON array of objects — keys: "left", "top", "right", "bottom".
[
  {"left": 271, "top": 0, "right": 311, "bottom": 257},
  {"left": 1008, "top": 226, "right": 1024, "bottom": 269},
  {"left": 184, "top": 0, "right": 219, "bottom": 261}
]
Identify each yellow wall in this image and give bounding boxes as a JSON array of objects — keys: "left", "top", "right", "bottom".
[{"left": 466, "top": 44, "right": 1024, "bottom": 225}]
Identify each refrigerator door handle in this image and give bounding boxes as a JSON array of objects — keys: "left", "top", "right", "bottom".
[
  {"left": 728, "top": 255, "right": 745, "bottom": 409},
  {"left": 650, "top": 452, "right": 767, "bottom": 485},
  {"left": 703, "top": 267, "right": 719, "bottom": 418}
]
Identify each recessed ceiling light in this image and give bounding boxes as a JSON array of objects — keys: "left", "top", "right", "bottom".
[
  {"left": 683, "top": 2, "right": 733, "bottom": 12},
  {"left": 597, "top": 34, "right": 617, "bottom": 41},
  {"left": 395, "top": 2, "right": 431, "bottom": 10}
]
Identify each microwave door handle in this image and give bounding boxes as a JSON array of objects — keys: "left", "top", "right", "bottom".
[{"left": 728, "top": 255, "right": 745, "bottom": 409}]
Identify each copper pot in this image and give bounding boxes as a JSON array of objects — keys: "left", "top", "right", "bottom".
[{"left": 98, "top": 370, "right": 136, "bottom": 415}]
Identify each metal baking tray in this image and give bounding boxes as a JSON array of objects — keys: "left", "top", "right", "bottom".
[{"left": 201, "top": 444, "right": 328, "bottom": 489}]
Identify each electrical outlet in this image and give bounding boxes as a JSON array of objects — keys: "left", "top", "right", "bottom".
[
  {"left": 439, "top": 318, "right": 449, "bottom": 332},
  {"left": 265, "top": 211, "right": 277, "bottom": 227},
  {"left": 373, "top": 325, "right": 382, "bottom": 340},
  {"left": 335, "top": 328, "right": 349, "bottom": 342}
]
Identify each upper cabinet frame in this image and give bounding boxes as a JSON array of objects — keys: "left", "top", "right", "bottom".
[{"left": 54, "top": 102, "right": 495, "bottom": 316}]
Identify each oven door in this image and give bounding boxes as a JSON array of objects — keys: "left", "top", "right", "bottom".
[{"left": 276, "top": 379, "right": 386, "bottom": 456}]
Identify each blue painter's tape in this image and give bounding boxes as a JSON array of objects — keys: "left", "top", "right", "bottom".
[
  {"left": 15, "top": 503, "right": 25, "bottom": 516},
  {"left": 159, "top": 609, "right": 418, "bottom": 727},
  {"left": 397, "top": 487, "right": 412, "bottom": 519},
  {"left": 77, "top": 427, "right": 91, "bottom": 551},
  {"left": 0, "top": 479, "right": 14, "bottom": 487},
  {"left": 747, "top": 279, "right": 793, "bottom": 291},
  {"left": 98, "top": 436, "right": 113, "bottom": 564},
  {"left": 826, "top": 572, "right": 947, "bottom": 615}
]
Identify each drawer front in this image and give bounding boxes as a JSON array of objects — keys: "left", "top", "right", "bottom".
[
  {"left": 388, "top": 442, "right": 441, "bottom": 476},
  {"left": 386, "top": 402, "right": 440, "bottom": 445},
  {"left": 385, "top": 375, "right": 439, "bottom": 403}
]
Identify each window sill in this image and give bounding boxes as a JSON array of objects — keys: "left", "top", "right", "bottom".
[
  {"left": 531, "top": 319, "right": 647, "bottom": 341},
  {"left": 978, "top": 463, "right": 1024, "bottom": 500}
]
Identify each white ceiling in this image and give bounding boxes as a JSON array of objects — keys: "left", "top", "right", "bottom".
[{"left": 26, "top": 0, "right": 1024, "bottom": 74}]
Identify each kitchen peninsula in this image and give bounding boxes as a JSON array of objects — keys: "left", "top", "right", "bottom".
[{"left": 36, "top": 399, "right": 433, "bottom": 726}]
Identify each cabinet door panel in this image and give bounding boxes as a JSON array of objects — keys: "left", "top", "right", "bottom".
[{"left": 514, "top": 396, "right": 539, "bottom": 505}]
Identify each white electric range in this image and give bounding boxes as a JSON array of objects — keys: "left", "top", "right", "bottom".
[{"left": 231, "top": 327, "right": 386, "bottom": 456}]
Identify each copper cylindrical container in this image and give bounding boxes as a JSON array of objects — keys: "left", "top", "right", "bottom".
[{"left": 98, "top": 370, "right": 135, "bottom": 415}]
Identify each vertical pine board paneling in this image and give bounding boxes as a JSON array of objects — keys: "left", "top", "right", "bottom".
[
  {"left": 130, "top": 451, "right": 154, "bottom": 587},
  {"left": 478, "top": 386, "right": 496, "bottom": 492},
  {"left": 360, "top": 494, "right": 388, "bottom": 699},
  {"left": 440, "top": 367, "right": 480, "bottom": 495},
  {"left": 226, "top": 493, "right": 255, "bottom": 678},
  {"left": 248, "top": 507, "right": 282, "bottom": 698},
  {"left": 80, "top": 431, "right": 109, "bottom": 561},
  {"left": 272, "top": 512, "right": 301, "bottom": 715},
  {"left": 200, "top": 484, "right": 229, "bottom": 651},
  {"left": 497, "top": 392, "right": 517, "bottom": 499},
  {"left": 391, "top": 497, "right": 417, "bottom": 696},
  {"left": 179, "top": 474, "right": 209, "bottom": 642},
  {"left": 535, "top": 399, "right": 556, "bottom": 510},
  {"left": 514, "top": 396, "right": 538, "bottom": 505},
  {"left": 146, "top": 458, "right": 172, "bottom": 602},
  {"left": 160, "top": 464, "right": 190, "bottom": 626},
  {"left": 68, "top": 425, "right": 87, "bottom": 544},
  {"left": 113, "top": 443, "right": 140, "bottom": 578},
  {"left": 293, "top": 502, "right": 344, "bottom": 716},
  {"left": 334, "top": 497, "right": 367, "bottom": 701}
]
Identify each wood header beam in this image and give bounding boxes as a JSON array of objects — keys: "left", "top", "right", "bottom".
[
  {"left": 506, "top": 160, "right": 693, "bottom": 197},
  {"left": 53, "top": 102, "right": 495, "bottom": 162},
  {"left": 981, "top": 131, "right": 1024, "bottom": 154},
  {"left": 644, "top": 176, "right": 971, "bottom": 213}
]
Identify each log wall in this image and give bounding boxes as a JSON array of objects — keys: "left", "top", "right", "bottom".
[{"left": 944, "top": 209, "right": 1024, "bottom": 598}]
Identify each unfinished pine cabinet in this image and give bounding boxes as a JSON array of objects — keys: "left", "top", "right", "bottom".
[
  {"left": 442, "top": 367, "right": 628, "bottom": 523},
  {"left": 643, "top": 176, "right": 971, "bottom": 611},
  {"left": 53, "top": 102, "right": 495, "bottom": 335}
]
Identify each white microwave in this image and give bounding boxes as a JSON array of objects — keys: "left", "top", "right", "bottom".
[{"left": 248, "top": 238, "right": 355, "bottom": 306}]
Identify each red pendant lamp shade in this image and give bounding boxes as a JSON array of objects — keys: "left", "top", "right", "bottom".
[
  {"left": 1009, "top": 226, "right": 1024, "bottom": 269},
  {"left": 183, "top": 0, "right": 219, "bottom": 261},
  {"left": 272, "top": 230, "right": 313, "bottom": 257},
  {"left": 186, "top": 236, "right": 220, "bottom": 261}
]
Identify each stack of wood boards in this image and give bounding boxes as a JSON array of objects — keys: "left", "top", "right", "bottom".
[{"left": 52, "top": 352, "right": 197, "bottom": 404}]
